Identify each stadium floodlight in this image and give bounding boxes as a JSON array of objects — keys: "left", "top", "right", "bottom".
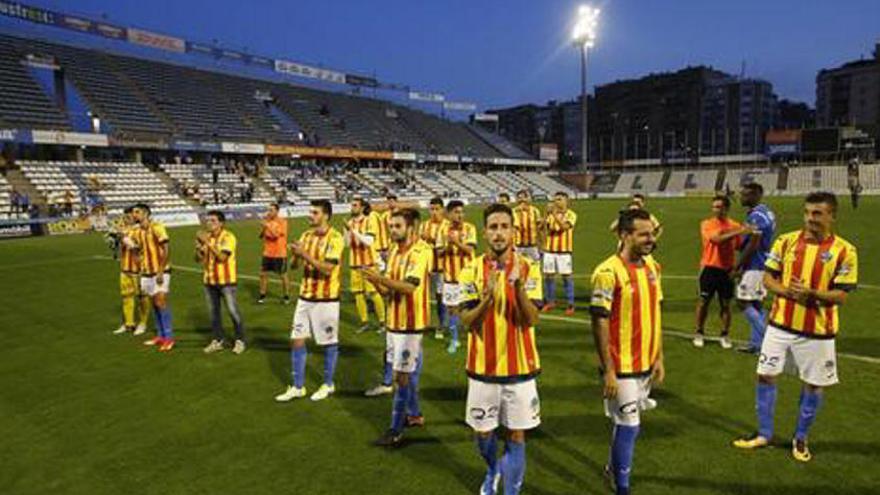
[{"left": 572, "top": 5, "right": 600, "bottom": 172}]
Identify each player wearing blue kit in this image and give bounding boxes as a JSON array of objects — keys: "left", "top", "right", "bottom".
[{"left": 735, "top": 183, "right": 776, "bottom": 354}]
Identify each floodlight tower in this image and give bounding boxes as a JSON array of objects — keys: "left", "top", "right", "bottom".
[{"left": 572, "top": 5, "right": 600, "bottom": 171}]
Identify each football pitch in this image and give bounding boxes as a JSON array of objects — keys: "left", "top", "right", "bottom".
[{"left": 1, "top": 196, "right": 878, "bottom": 495}]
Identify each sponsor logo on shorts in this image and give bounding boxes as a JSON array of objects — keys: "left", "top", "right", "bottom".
[
  {"left": 324, "top": 325, "right": 334, "bottom": 335},
  {"left": 759, "top": 353, "right": 781, "bottom": 368},
  {"left": 530, "top": 396, "right": 541, "bottom": 419},
  {"left": 619, "top": 400, "right": 639, "bottom": 415},
  {"left": 470, "top": 406, "right": 499, "bottom": 421}
]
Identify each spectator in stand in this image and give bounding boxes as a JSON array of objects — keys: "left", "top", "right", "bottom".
[{"left": 9, "top": 188, "right": 20, "bottom": 213}]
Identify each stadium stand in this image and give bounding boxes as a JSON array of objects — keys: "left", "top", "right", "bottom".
[
  {"left": 467, "top": 125, "right": 532, "bottom": 159},
  {"left": 787, "top": 165, "right": 850, "bottom": 194},
  {"left": 17, "top": 160, "right": 193, "bottom": 215},
  {"left": 613, "top": 171, "right": 665, "bottom": 195},
  {"left": 446, "top": 169, "right": 502, "bottom": 198},
  {"left": 520, "top": 172, "right": 578, "bottom": 196},
  {"left": 0, "top": 36, "right": 71, "bottom": 130},
  {"left": 412, "top": 169, "right": 472, "bottom": 199},
  {"left": 859, "top": 164, "right": 880, "bottom": 192},
  {"left": 664, "top": 169, "right": 720, "bottom": 194},
  {"left": 159, "top": 162, "right": 273, "bottom": 210}
]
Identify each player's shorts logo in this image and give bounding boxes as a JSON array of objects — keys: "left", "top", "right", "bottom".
[
  {"left": 619, "top": 401, "right": 639, "bottom": 415},
  {"left": 758, "top": 353, "right": 780, "bottom": 368},
  {"left": 470, "top": 406, "right": 499, "bottom": 421},
  {"left": 324, "top": 325, "right": 334, "bottom": 334},
  {"left": 530, "top": 396, "right": 541, "bottom": 419}
]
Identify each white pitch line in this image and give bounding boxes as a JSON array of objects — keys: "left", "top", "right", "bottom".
[{"left": 538, "top": 313, "right": 880, "bottom": 365}]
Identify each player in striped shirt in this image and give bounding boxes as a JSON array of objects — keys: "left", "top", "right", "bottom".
[
  {"left": 734, "top": 192, "right": 858, "bottom": 462},
  {"left": 513, "top": 189, "right": 543, "bottom": 263},
  {"left": 196, "top": 211, "right": 245, "bottom": 355},
  {"left": 436, "top": 199, "right": 477, "bottom": 354},
  {"left": 460, "top": 203, "right": 542, "bottom": 495},
  {"left": 131, "top": 203, "right": 175, "bottom": 352},
  {"left": 362, "top": 208, "right": 433, "bottom": 447},
  {"left": 542, "top": 192, "right": 578, "bottom": 315},
  {"left": 590, "top": 209, "right": 664, "bottom": 495},
  {"left": 420, "top": 197, "right": 449, "bottom": 340},
  {"left": 112, "top": 206, "right": 150, "bottom": 336},
  {"left": 275, "top": 200, "right": 346, "bottom": 403},
  {"left": 346, "top": 197, "right": 386, "bottom": 334}
]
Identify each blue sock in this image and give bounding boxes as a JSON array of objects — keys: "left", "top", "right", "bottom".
[
  {"left": 795, "top": 389, "right": 823, "bottom": 441},
  {"left": 563, "top": 277, "right": 574, "bottom": 306},
  {"left": 382, "top": 359, "right": 393, "bottom": 386},
  {"left": 437, "top": 300, "right": 448, "bottom": 328},
  {"left": 743, "top": 303, "right": 766, "bottom": 348},
  {"left": 545, "top": 279, "right": 556, "bottom": 305},
  {"left": 476, "top": 433, "right": 498, "bottom": 477},
  {"left": 407, "top": 354, "right": 423, "bottom": 416},
  {"left": 152, "top": 305, "right": 164, "bottom": 336},
  {"left": 390, "top": 383, "right": 411, "bottom": 433},
  {"left": 291, "top": 346, "right": 307, "bottom": 389},
  {"left": 449, "top": 314, "right": 460, "bottom": 342},
  {"left": 501, "top": 441, "right": 526, "bottom": 495},
  {"left": 611, "top": 424, "right": 640, "bottom": 492},
  {"left": 159, "top": 307, "right": 173, "bottom": 339},
  {"left": 756, "top": 382, "right": 777, "bottom": 439},
  {"left": 323, "top": 345, "right": 339, "bottom": 387}
]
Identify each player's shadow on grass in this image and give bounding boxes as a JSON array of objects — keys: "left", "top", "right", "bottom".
[
  {"left": 655, "top": 389, "right": 754, "bottom": 435},
  {"left": 638, "top": 474, "right": 873, "bottom": 495}
]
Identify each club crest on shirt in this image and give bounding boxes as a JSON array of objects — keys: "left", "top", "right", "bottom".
[{"left": 820, "top": 251, "right": 833, "bottom": 263}]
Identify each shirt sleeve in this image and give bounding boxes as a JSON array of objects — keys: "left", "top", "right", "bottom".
[
  {"left": 435, "top": 225, "right": 447, "bottom": 249},
  {"left": 765, "top": 236, "right": 786, "bottom": 273},
  {"left": 459, "top": 264, "right": 479, "bottom": 306},
  {"left": 403, "top": 247, "right": 431, "bottom": 286},
  {"left": 590, "top": 266, "right": 616, "bottom": 317},
  {"left": 566, "top": 210, "right": 578, "bottom": 227},
  {"left": 325, "top": 233, "right": 344, "bottom": 262},
  {"left": 525, "top": 260, "right": 543, "bottom": 302},
  {"left": 153, "top": 224, "right": 169, "bottom": 244},
  {"left": 219, "top": 233, "right": 235, "bottom": 254},
  {"left": 833, "top": 246, "right": 858, "bottom": 290},
  {"left": 464, "top": 224, "right": 478, "bottom": 246}
]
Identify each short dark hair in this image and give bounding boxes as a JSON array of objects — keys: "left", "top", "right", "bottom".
[
  {"left": 269, "top": 202, "right": 280, "bottom": 211},
  {"left": 391, "top": 207, "right": 420, "bottom": 227},
  {"left": 429, "top": 196, "right": 444, "bottom": 207},
  {"left": 483, "top": 203, "right": 514, "bottom": 225},
  {"left": 617, "top": 209, "right": 653, "bottom": 235},
  {"left": 633, "top": 193, "right": 646, "bottom": 201},
  {"left": 123, "top": 206, "right": 134, "bottom": 214},
  {"left": 133, "top": 203, "right": 151, "bottom": 215},
  {"left": 517, "top": 189, "right": 530, "bottom": 197},
  {"left": 386, "top": 193, "right": 398, "bottom": 201},
  {"left": 555, "top": 191, "right": 569, "bottom": 198},
  {"left": 712, "top": 195, "right": 731, "bottom": 209},
  {"left": 311, "top": 199, "right": 332, "bottom": 217},
  {"left": 446, "top": 199, "right": 464, "bottom": 212},
  {"left": 805, "top": 191, "right": 837, "bottom": 213},
  {"left": 207, "top": 210, "right": 226, "bottom": 223},
  {"left": 498, "top": 192, "right": 510, "bottom": 201},
  {"left": 742, "top": 182, "right": 764, "bottom": 197}
]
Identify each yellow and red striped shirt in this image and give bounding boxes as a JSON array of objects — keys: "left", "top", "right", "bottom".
[
  {"left": 372, "top": 211, "right": 391, "bottom": 252},
  {"left": 297, "top": 227, "right": 345, "bottom": 301},
  {"left": 134, "top": 221, "right": 170, "bottom": 275},
  {"left": 513, "top": 205, "right": 542, "bottom": 247},
  {"left": 544, "top": 209, "right": 577, "bottom": 253},
  {"left": 420, "top": 217, "right": 448, "bottom": 272},
  {"left": 766, "top": 230, "right": 858, "bottom": 338},
  {"left": 460, "top": 253, "right": 543, "bottom": 382},
  {"left": 348, "top": 214, "right": 379, "bottom": 268},
  {"left": 590, "top": 255, "right": 663, "bottom": 376},
  {"left": 202, "top": 229, "right": 237, "bottom": 286},
  {"left": 436, "top": 221, "right": 477, "bottom": 283},
  {"left": 384, "top": 239, "right": 433, "bottom": 333},
  {"left": 119, "top": 226, "right": 139, "bottom": 274}
]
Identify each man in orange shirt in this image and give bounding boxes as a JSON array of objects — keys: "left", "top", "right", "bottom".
[
  {"left": 694, "top": 195, "right": 752, "bottom": 349},
  {"left": 258, "top": 203, "right": 290, "bottom": 304}
]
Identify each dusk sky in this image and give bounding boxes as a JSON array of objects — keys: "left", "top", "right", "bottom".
[{"left": 9, "top": 0, "right": 880, "bottom": 109}]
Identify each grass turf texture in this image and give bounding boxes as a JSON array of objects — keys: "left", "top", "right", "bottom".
[{"left": 1, "top": 196, "right": 878, "bottom": 495}]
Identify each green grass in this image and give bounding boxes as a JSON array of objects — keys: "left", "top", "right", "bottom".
[{"left": 1, "top": 196, "right": 878, "bottom": 495}]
